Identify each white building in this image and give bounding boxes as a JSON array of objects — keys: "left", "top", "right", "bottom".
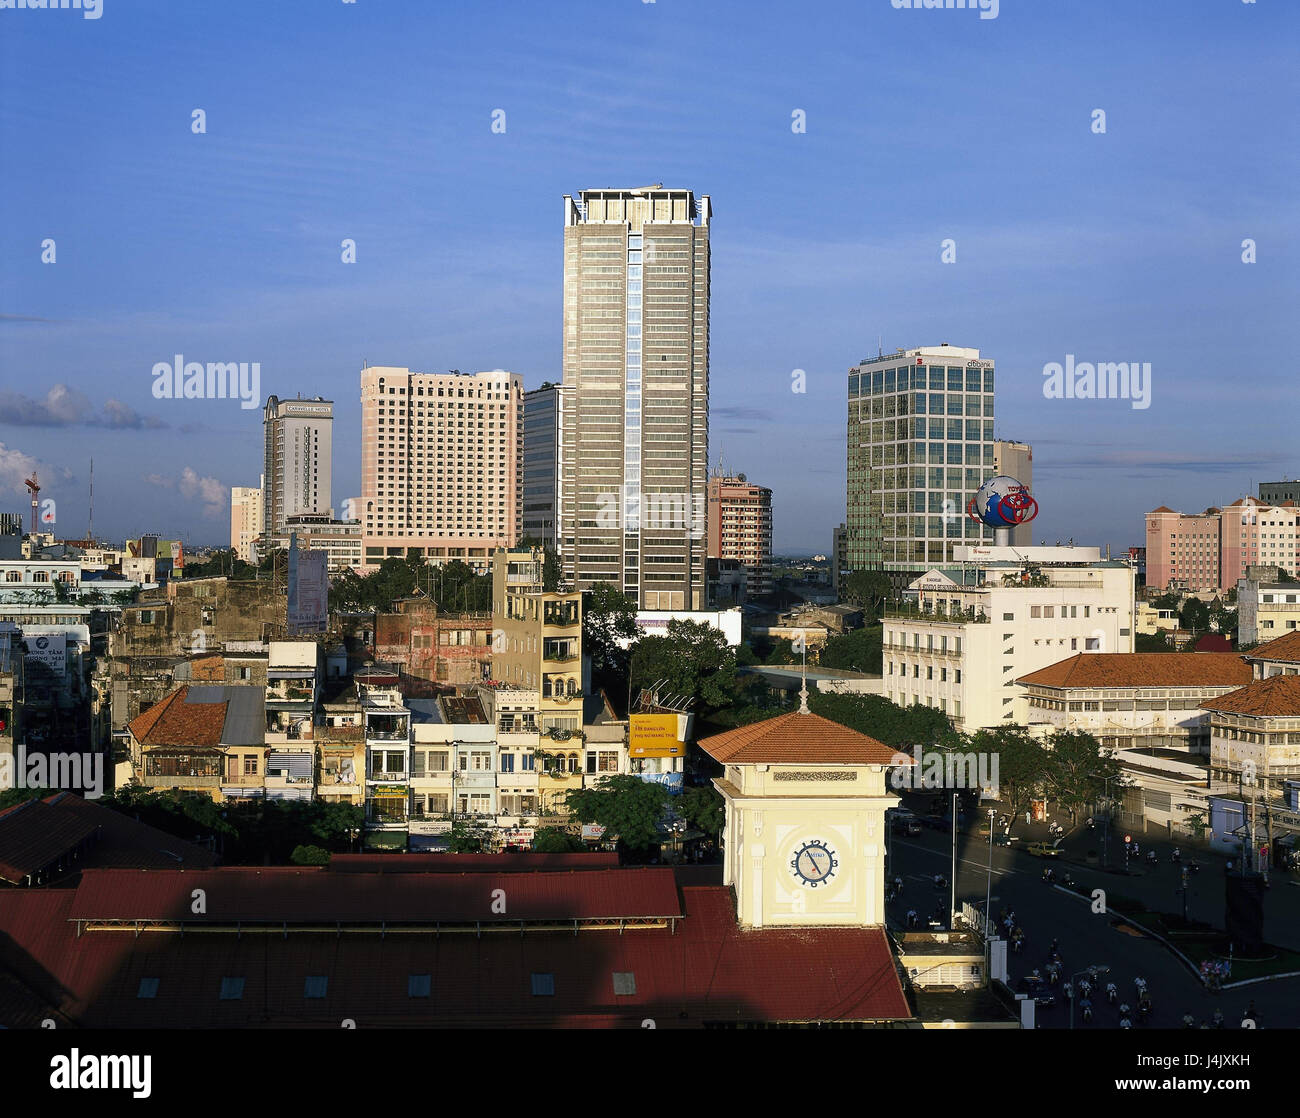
[
  {"left": 882, "top": 547, "right": 1135, "bottom": 731},
  {"left": 263, "top": 395, "right": 333, "bottom": 532},
  {"left": 1017, "top": 652, "right": 1251, "bottom": 756},
  {"left": 230, "top": 485, "right": 263, "bottom": 564},
  {"left": 623, "top": 608, "right": 744, "bottom": 648}
]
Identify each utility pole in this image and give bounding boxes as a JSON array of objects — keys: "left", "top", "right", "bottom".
[{"left": 949, "top": 790, "right": 957, "bottom": 929}]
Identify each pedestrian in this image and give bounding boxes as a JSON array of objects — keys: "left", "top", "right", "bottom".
[
  {"left": 906, "top": 908, "right": 918, "bottom": 929},
  {"left": 894, "top": 875, "right": 903, "bottom": 894}
]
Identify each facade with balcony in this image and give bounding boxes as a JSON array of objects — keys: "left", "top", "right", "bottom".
[
  {"left": 882, "top": 551, "right": 1135, "bottom": 731},
  {"left": 362, "top": 692, "right": 411, "bottom": 849}
]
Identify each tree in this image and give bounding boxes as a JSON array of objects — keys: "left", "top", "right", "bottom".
[
  {"left": 1043, "top": 730, "right": 1123, "bottom": 823},
  {"left": 290, "top": 844, "right": 331, "bottom": 865},
  {"left": 808, "top": 691, "right": 954, "bottom": 751},
  {"left": 1151, "top": 592, "right": 1181, "bottom": 613},
  {"left": 583, "top": 582, "right": 638, "bottom": 678},
  {"left": 967, "top": 726, "right": 1050, "bottom": 834},
  {"left": 631, "top": 620, "right": 737, "bottom": 713},
  {"left": 563, "top": 775, "right": 670, "bottom": 851},
  {"left": 843, "top": 570, "right": 891, "bottom": 616},
  {"left": 1179, "top": 598, "right": 1210, "bottom": 634},
  {"left": 445, "top": 820, "right": 489, "bottom": 853},
  {"left": 763, "top": 637, "right": 797, "bottom": 665},
  {"left": 1134, "top": 631, "right": 1175, "bottom": 653},
  {"left": 818, "top": 626, "right": 883, "bottom": 673},
  {"left": 529, "top": 826, "right": 583, "bottom": 853},
  {"left": 680, "top": 785, "right": 724, "bottom": 841}
]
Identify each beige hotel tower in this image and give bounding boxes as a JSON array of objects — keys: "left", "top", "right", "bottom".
[{"left": 560, "top": 187, "right": 711, "bottom": 609}]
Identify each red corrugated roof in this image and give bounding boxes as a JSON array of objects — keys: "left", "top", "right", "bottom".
[
  {"left": 0, "top": 799, "right": 100, "bottom": 884},
  {"left": 0, "top": 880, "right": 910, "bottom": 1028},
  {"left": 41, "top": 792, "right": 218, "bottom": 872},
  {"left": 66, "top": 866, "right": 684, "bottom": 924},
  {"left": 328, "top": 853, "right": 620, "bottom": 873},
  {"left": 698, "top": 712, "right": 900, "bottom": 766}
]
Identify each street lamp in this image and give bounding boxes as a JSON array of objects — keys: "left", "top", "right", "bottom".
[
  {"left": 984, "top": 807, "right": 996, "bottom": 938},
  {"left": 1069, "top": 964, "right": 1109, "bottom": 1030}
]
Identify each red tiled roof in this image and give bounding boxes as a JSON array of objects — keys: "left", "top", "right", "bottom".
[
  {"left": 0, "top": 880, "right": 910, "bottom": 1028},
  {"left": 0, "top": 799, "right": 100, "bottom": 884},
  {"left": 127, "top": 686, "right": 226, "bottom": 748},
  {"left": 66, "top": 866, "right": 684, "bottom": 924},
  {"left": 1194, "top": 634, "right": 1233, "bottom": 653},
  {"left": 698, "top": 712, "right": 900, "bottom": 766},
  {"left": 1016, "top": 653, "right": 1251, "bottom": 690},
  {"left": 1248, "top": 631, "right": 1300, "bottom": 664},
  {"left": 1200, "top": 674, "right": 1300, "bottom": 717},
  {"left": 328, "top": 853, "right": 619, "bottom": 873}
]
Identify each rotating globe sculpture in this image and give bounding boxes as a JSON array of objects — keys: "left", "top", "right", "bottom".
[{"left": 967, "top": 475, "right": 1038, "bottom": 532}]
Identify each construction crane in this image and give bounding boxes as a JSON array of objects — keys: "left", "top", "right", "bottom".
[{"left": 24, "top": 473, "right": 39, "bottom": 534}]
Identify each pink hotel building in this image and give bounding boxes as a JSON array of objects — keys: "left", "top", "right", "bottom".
[
  {"left": 1146, "top": 498, "right": 1300, "bottom": 592},
  {"left": 359, "top": 367, "right": 522, "bottom": 573}
]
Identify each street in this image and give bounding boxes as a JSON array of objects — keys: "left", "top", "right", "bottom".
[{"left": 887, "top": 816, "right": 1300, "bottom": 1029}]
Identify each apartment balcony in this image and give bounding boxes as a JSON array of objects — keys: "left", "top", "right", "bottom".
[
  {"left": 317, "top": 779, "right": 362, "bottom": 798},
  {"left": 221, "top": 773, "right": 266, "bottom": 789},
  {"left": 542, "top": 649, "right": 579, "bottom": 663},
  {"left": 366, "top": 729, "right": 410, "bottom": 743},
  {"left": 144, "top": 773, "right": 221, "bottom": 791},
  {"left": 885, "top": 603, "right": 989, "bottom": 624}
]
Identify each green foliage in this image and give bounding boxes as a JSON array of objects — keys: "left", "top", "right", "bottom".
[
  {"left": 1151, "top": 592, "right": 1181, "bottom": 612},
  {"left": 680, "top": 785, "right": 724, "bottom": 839},
  {"left": 444, "top": 820, "right": 489, "bottom": 853},
  {"left": 529, "top": 826, "right": 583, "bottom": 853},
  {"left": 330, "top": 556, "right": 489, "bottom": 614},
  {"left": 582, "top": 582, "right": 638, "bottom": 677},
  {"left": 1134, "top": 631, "right": 1175, "bottom": 653},
  {"left": 100, "top": 785, "right": 364, "bottom": 863},
  {"left": 967, "top": 725, "right": 1050, "bottom": 829},
  {"left": 1043, "top": 730, "right": 1124, "bottom": 822},
  {"left": 843, "top": 569, "right": 891, "bottom": 616},
  {"left": 704, "top": 675, "right": 787, "bottom": 731},
  {"left": 763, "top": 637, "right": 796, "bottom": 665},
  {"left": 734, "top": 641, "right": 758, "bottom": 667},
  {"left": 818, "top": 625, "right": 883, "bottom": 673},
  {"left": 631, "top": 620, "right": 737, "bottom": 713},
  {"left": 290, "top": 844, "right": 331, "bottom": 865},
  {"left": 183, "top": 548, "right": 259, "bottom": 581},
  {"left": 1179, "top": 598, "right": 1210, "bottom": 633},
  {"left": 0, "top": 787, "right": 42, "bottom": 812},
  {"left": 563, "top": 774, "right": 670, "bottom": 851},
  {"left": 807, "top": 691, "right": 955, "bottom": 750}
]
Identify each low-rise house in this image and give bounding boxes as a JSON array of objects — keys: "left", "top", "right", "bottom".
[{"left": 126, "top": 684, "right": 266, "bottom": 802}]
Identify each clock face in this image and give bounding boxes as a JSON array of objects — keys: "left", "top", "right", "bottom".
[{"left": 790, "top": 840, "right": 838, "bottom": 887}]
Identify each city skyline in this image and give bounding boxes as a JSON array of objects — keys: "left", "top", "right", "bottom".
[{"left": 1, "top": 0, "right": 1296, "bottom": 554}]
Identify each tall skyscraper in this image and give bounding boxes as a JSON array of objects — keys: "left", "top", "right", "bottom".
[
  {"left": 522, "top": 384, "right": 565, "bottom": 550},
  {"left": 263, "top": 395, "right": 333, "bottom": 532},
  {"left": 993, "top": 440, "right": 1034, "bottom": 547},
  {"left": 707, "top": 473, "right": 773, "bottom": 599},
  {"left": 560, "top": 187, "right": 711, "bottom": 610},
  {"left": 230, "top": 484, "right": 263, "bottom": 563},
  {"left": 359, "top": 367, "right": 522, "bottom": 572},
  {"left": 846, "top": 345, "right": 996, "bottom": 578}
]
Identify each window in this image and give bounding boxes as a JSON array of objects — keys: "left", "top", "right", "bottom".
[
  {"left": 1003, "top": 612, "right": 1014, "bottom": 621},
  {"left": 243, "top": 756, "right": 258, "bottom": 776},
  {"left": 501, "top": 753, "right": 515, "bottom": 773},
  {"left": 137, "top": 978, "right": 160, "bottom": 999},
  {"left": 1030, "top": 606, "right": 1041, "bottom": 618},
  {"left": 531, "top": 973, "right": 555, "bottom": 996},
  {"left": 1043, "top": 606, "right": 1054, "bottom": 618},
  {"left": 408, "top": 974, "right": 432, "bottom": 998},
  {"left": 304, "top": 976, "right": 328, "bottom": 999},
  {"left": 613, "top": 972, "right": 637, "bottom": 996},
  {"left": 219, "top": 977, "right": 245, "bottom": 1001}
]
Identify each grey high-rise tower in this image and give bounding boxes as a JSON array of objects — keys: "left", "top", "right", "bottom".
[
  {"left": 559, "top": 187, "right": 711, "bottom": 610},
  {"left": 263, "top": 395, "right": 334, "bottom": 533}
]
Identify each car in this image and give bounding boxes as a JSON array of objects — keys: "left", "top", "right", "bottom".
[
  {"left": 992, "top": 833, "right": 1017, "bottom": 847},
  {"left": 1025, "top": 841, "right": 1062, "bottom": 858}
]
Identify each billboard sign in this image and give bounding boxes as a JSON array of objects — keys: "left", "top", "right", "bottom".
[
  {"left": 24, "top": 631, "right": 66, "bottom": 678},
  {"left": 287, "top": 533, "right": 329, "bottom": 635},
  {"left": 630, "top": 713, "right": 687, "bottom": 758}
]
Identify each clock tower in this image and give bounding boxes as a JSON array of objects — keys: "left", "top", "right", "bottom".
[{"left": 699, "top": 710, "right": 905, "bottom": 929}]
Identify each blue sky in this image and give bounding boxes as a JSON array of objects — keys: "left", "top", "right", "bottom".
[{"left": 1, "top": 0, "right": 1296, "bottom": 554}]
